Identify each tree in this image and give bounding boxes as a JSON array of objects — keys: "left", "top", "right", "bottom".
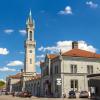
[{"left": 0, "top": 81, "right": 5, "bottom": 89}]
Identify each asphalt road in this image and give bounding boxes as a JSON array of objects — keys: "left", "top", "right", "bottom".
[{"left": 0, "top": 95, "right": 90, "bottom": 100}]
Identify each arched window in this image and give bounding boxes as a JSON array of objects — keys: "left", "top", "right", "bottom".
[{"left": 30, "top": 31, "right": 32, "bottom": 41}]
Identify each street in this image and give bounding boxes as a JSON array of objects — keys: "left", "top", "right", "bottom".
[{"left": 0, "top": 95, "right": 90, "bottom": 100}]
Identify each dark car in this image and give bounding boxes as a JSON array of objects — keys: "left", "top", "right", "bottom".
[
  {"left": 68, "top": 90, "right": 76, "bottom": 98},
  {"left": 79, "top": 91, "right": 89, "bottom": 98},
  {"left": 20, "top": 91, "right": 32, "bottom": 98}
]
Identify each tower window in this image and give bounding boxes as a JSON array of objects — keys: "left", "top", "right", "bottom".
[
  {"left": 30, "top": 31, "right": 32, "bottom": 41},
  {"left": 30, "top": 58, "right": 32, "bottom": 64}
]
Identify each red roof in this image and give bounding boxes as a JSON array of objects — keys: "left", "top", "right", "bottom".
[
  {"left": 9, "top": 73, "right": 21, "bottom": 79},
  {"left": 62, "top": 49, "right": 100, "bottom": 58},
  {"left": 47, "top": 54, "right": 57, "bottom": 59}
]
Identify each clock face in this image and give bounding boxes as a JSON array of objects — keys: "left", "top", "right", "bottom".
[{"left": 29, "top": 50, "right": 33, "bottom": 53}]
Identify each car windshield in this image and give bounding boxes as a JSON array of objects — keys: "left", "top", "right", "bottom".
[
  {"left": 81, "top": 91, "right": 87, "bottom": 93},
  {"left": 69, "top": 91, "right": 75, "bottom": 94}
]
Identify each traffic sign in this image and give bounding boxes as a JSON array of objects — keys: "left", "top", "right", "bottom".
[{"left": 56, "top": 78, "right": 62, "bottom": 85}]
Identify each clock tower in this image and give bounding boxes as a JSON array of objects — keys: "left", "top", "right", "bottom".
[{"left": 24, "top": 10, "right": 36, "bottom": 73}]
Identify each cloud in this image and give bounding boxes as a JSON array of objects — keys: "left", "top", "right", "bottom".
[
  {"left": 35, "top": 61, "right": 40, "bottom": 66},
  {"left": 38, "top": 40, "right": 96, "bottom": 53},
  {"left": 38, "top": 46, "right": 44, "bottom": 51},
  {"left": 58, "top": 6, "right": 73, "bottom": 15},
  {"left": 19, "top": 30, "right": 26, "bottom": 36},
  {"left": 37, "top": 54, "right": 45, "bottom": 59},
  {"left": 0, "top": 67, "right": 16, "bottom": 72},
  {"left": 7, "top": 60, "right": 24, "bottom": 67},
  {"left": 86, "top": 1, "right": 98, "bottom": 8},
  {"left": 19, "top": 51, "right": 24, "bottom": 54},
  {"left": 0, "top": 48, "right": 9, "bottom": 55},
  {"left": 4, "top": 29, "right": 14, "bottom": 34}
]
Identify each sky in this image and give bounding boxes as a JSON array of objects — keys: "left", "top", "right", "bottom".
[{"left": 0, "top": 0, "right": 100, "bottom": 81}]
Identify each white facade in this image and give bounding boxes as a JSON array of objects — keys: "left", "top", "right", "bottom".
[{"left": 60, "top": 57, "right": 100, "bottom": 97}]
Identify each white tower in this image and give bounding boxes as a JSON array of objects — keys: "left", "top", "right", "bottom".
[{"left": 24, "top": 10, "right": 36, "bottom": 73}]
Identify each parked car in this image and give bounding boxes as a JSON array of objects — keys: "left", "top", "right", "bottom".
[
  {"left": 20, "top": 91, "right": 32, "bottom": 98},
  {"left": 79, "top": 91, "right": 89, "bottom": 98},
  {"left": 15, "top": 92, "right": 21, "bottom": 97},
  {"left": 68, "top": 90, "right": 76, "bottom": 98}
]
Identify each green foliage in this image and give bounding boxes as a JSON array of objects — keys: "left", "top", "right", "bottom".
[{"left": 0, "top": 81, "right": 5, "bottom": 87}]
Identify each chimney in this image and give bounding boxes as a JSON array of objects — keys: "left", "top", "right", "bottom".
[
  {"left": 21, "top": 69, "right": 23, "bottom": 73},
  {"left": 72, "top": 41, "right": 78, "bottom": 49}
]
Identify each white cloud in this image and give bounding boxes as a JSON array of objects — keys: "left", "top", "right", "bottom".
[
  {"left": 86, "top": 1, "right": 98, "bottom": 8},
  {"left": 37, "top": 54, "right": 45, "bottom": 59},
  {"left": 4, "top": 29, "right": 14, "bottom": 34},
  {"left": 38, "top": 40, "right": 96, "bottom": 53},
  {"left": 58, "top": 6, "right": 73, "bottom": 15},
  {"left": 0, "top": 67, "right": 16, "bottom": 72},
  {"left": 0, "top": 48, "right": 9, "bottom": 55},
  {"left": 35, "top": 61, "right": 40, "bottom": 66},
  {"left": 38, "top": 46, "right": 44, "bottom": 51},
  {"left": 78, "top": 41, "right": 96, "bottom": 52},
  {"left": 19, "top": 51, "right": 24, "bottom": 54},
  {"left": 19, "top": 30, "right": 26, "bottom": 36},
  {"left": 7, "top": 60, "right": 23, "bottom": 67}
]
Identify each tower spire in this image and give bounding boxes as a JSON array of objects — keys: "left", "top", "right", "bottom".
[
  {"left": 29, "top": 9, "right": 32, "bottom": 17},
  {"left": 26, "top": 10, "right": 34, "bottom": 27}
]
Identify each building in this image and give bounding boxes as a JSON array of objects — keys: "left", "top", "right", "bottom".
[
  {"left": 40, "top": 41, "right": 100, "bottom": 97},
  {"left": 6, "top": 73, "right": 21, "bottom": 93},
  {"left": 6, "top": 11, "right": 100, "bottom": 98}
]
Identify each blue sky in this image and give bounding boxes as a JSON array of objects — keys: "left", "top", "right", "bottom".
[{"left": 0, "top": 0, "right": 100, "bottom": 81}]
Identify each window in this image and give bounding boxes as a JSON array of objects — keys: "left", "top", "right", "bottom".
[
  {"left": 75, "top": 80, "right": 78, "bottom": 88},
  {"left": 71, "top": 80, "right": 74, "bottom": 88},
  {"left": 43, "top": 67, "right": 49, "bottom": 76},
  {"left": 87, "top": 65, "right": 93, "bottom": 74},
  {"left": 30, "top": 58, "right": 32, "bottom": 64},
  {"left": 70, "top": 80, "right": 78, "bottom": 91},
  {"left": 29, "top": 50, "right": 32, "bottom": 53},
  {"left": 55, "top": 65, "right": 58, "bottom": 74},
  {"left": 30, "top": 31, "right": 32, "bottom": 41},
  {"left": 70, "top": 65, "right": 77, "bottom": 73}
]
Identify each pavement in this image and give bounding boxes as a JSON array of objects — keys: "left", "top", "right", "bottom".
[{"left": 0, "top": 95, "right": 90, "bottom": 100}]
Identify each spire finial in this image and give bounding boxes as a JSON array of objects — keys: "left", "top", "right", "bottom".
[{"left": 29, "top": 9, "right": 32, "bottom": 17}]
